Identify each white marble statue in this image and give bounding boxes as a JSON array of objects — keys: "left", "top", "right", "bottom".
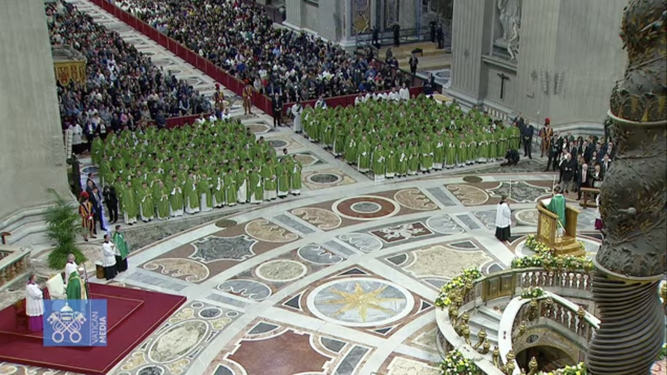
[
  {"left": 497, "top": 0, "right": 522, "bottom": 44},
  {"left": 507, "top": 19, "right": 520, "bottom": 61}
]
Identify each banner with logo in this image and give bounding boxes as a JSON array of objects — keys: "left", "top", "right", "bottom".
[
  {"left": 54, "top": 61, "right": 87, "bottom": 86},
  {"left": 43, "top": 299, "right": 107, "bottom": 347}
]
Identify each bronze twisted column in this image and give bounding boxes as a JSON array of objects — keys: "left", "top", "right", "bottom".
[{"left": 586, "top": 1, "right": 667, "bottom": 374}]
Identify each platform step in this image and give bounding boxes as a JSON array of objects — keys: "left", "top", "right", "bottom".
[{"left": 477, "top": 306, "right": 503, "bottom": 323}]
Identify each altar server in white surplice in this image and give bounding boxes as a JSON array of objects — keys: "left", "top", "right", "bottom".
[
  {"left": 291, "top": 101, "right": 303, "bottom": 133},
  {"left": 64, "top": 253, "right": 78, "bottom": 285},
  {"left": 101, "top": 234, "right": 117, "bottom": 280},
  {"left": 26, "top": 274, "right": 45, "bottom": 332},
  {"left": 495, "top": 195, "right": 512, "bottom": 242}
]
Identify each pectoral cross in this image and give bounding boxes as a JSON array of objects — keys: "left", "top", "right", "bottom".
[{"left": 498, "top": 73, "right": 510, "bottom": 100}]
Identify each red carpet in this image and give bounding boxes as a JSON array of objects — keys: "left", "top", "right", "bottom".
[{"left": 0, "top": 283, "right": 186, "bottom": 375}]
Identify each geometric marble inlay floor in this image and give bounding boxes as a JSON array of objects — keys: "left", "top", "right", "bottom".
[{"left": 0, "top": 1, "right": 610, "bottom": 375}]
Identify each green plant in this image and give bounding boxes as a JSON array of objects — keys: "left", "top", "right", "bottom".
[
  {"left": 45, "top": 189, "right": 87, "bottom": 270},
  {"left": 435, "top": 267, "right": 482, "bottom": 308},
  {"left": 659, "top": 343, "right": 667, "bottom": 360},
  {"left": 520, "top": 286, "right": 545, "bottom": 299},
  {"left": 440, "top": 349, "right": 482, "bottom": 375}
]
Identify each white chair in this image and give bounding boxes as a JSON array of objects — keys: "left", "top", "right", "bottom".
[{"left": 46, "top": 274, "right": 66, "bottom": 300}]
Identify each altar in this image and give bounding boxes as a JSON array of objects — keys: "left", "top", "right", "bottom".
[{"left": 536, "top": 199, "right": 585, "bottom": 257}]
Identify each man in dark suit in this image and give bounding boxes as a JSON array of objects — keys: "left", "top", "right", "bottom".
[
  {"left": 393, "top": 24, "right": 401, "bottom": 46},
  {"left": 90, "top": 186, "right": 107, "bottom": 234},
  {"left": 271, "top": 92, "right": 283, "bottom": 128},
  {"left": 521, "top": 121, "right": 534, "bottom": 159},
  {"left": 560, "top": 152, "right": 576, "bottom": 193},
  {"left": 576, "top": 163, "right": 592, "bottom": 200},
  {"left": 501, "top": 148, "right": 520, "bottom": 166},
  {"left": 600, "top": 154, "right": 612, "bottom": 178},
  {"left": 546, "top": 134, "right": 561, "bottom": 172},
  {"left": 103, "top": 185, "right": 119, "bottom": 224},
  {"left": 582, "top": 139, "right": 594, "bottom": 163}
]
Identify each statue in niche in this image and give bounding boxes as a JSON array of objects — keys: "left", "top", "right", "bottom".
[
  {"left": 496, "top": 0, "right": 522, "bottom": 46},
  {"left": 507, "top": 19, "right": 520, "bottom": 61}
]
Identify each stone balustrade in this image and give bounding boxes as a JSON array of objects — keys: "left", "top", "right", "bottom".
[
  {"left": 437, "top": 267, "right": 599, "bottom": 375},
  {"left": 0, "top": 245, "right": 31, "bottom": 291}
]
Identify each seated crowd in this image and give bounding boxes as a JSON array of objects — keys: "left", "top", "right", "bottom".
[
  {"left": 46, "top": 0, "right": 210, "bottom": 153},
  {"left": 91, "top": 119, "right": 303, "bottom": 225},
  {"left": 302, "top": 95, "right": 522, "bottom": 182},
  {"left": 114, "top": 0, "right": 411, "bottom": 101}
]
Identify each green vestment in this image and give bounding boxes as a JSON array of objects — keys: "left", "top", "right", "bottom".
[
  {"left": 546, "top": 195, "right": 567, "bottom": 229},
  {"left": 66, "top": 271, "right": 88, "bottom": 301},
  {"left": 112, "top": 231, "right": 130, "bottom": 259}
]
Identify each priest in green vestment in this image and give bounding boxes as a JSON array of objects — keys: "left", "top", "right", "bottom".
[
  {"left": 249, "top": 165, "right": 263, "bottom": 203},
  {"left": 408, "top": 141, "right": 420, "bottom": 176},
  {"left": 198, "top": 173, "right": 214, "bottom": 211},
  {"left": 396, "top": 142, "right": 408, "bottom": 177},
  {"left": 357, "top": 136, "right": 371, "bottom": 172},
  {"left": 213, "top": 172, "right": 225, "bottom": 208},
  {"left": 419, "top": 136, "right": 434, "bottom": 173},
  {"left": 168, "top": 175, "right": 184, "bottom": 217},
  {"left": 184, "top": 173, "right": 200, "bottom": 214},
  {"left": 224, "top": 169, "right": 238, "bottom": 206},
  {"left": 372, "top": 144, "right": 386, "bottom": 182},
  {"left": 290, "top": 159, "right": 302, "bottom": 195},
  {"left": 546, "top": 186, "right": 567, "bottom": 236},
  {"left": 155, "top": 180, "right": 171, "bottom": 220},
  {"left": 277, "top": 159, "right": 291, "bottom": 198},
  {"left": 112, "top": 225, "right": 130, "bottom": 272},
  {"left": 138, "top": 181, "right": 154, "bottom": 222},
  {"left": 262, "top": 159, "right": 277, "bottom": 200},
  {"left": 120, "top": 181, "right": 138, "bottom": 225}
]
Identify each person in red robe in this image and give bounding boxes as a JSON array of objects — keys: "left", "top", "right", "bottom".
[{"left": 79, "top": 192, "right": 95, "bottom": 241}]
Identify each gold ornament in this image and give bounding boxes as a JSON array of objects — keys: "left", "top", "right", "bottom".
[{"left": 492, "top": 346, "right": 501, "bottom": 367}]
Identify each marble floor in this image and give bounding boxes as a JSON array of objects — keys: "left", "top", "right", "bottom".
[{"left": 0, "top": 2, "right": 616, "bottom": 375}]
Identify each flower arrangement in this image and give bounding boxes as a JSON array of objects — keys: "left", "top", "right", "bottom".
[
  {"left": 525, "top": 235, "right": 553, "bottom": 255},
  {"left": 511, "top": 253, "right": 594, "bottom": 272},
  {"left": 435, "top": 267, "right": 482, "bottom": 308},
  {"left": 521, "top": 286, "right": 545, "bottom": 299},
  {"left": 440, "top": 349, "right": 482, "bottom": 375},
  {"left": 659, "top": 343, "right": 667, "bottom": 360},
  {"left": 536, "top": 362, "right": 587, "bottom": 375}
]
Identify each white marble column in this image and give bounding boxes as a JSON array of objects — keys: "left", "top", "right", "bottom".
[{"left": 0, "top": 0, "right": 70, "bottom": 219}]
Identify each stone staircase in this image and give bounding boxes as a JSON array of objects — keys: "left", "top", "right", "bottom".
[
  {"left": 554, "top": 235, "right": 585, "bottom": 256},
  {"left": 0, "top": 206, "right": 53, "bottom": 248},
  {"left": 469, "top": 306, "right": 502, "bottom": 348}
]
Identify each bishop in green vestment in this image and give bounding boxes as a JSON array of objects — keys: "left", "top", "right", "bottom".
[
  {"left": 546, "top": 187, "right": 567, "bottom": 236},
  {"left": 249, "top": 166, "right": 263, "bottom": 203},
  {"left": 112, "top": 225, "right": 130, "bottom": 272}
]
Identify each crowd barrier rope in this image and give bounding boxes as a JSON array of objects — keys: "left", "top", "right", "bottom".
[{"left": 90, "top": 0, "right": 424, "bottom": 128}]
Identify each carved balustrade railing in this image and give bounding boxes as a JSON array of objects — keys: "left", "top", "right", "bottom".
[
  {"left": 0, "top": 246, "right": 31, "bottom": 290},
  {"left": 459, "top": 268, "right": 593, "bottom": 308},
  {"left": 512, "top": 296, "right": 598, "bottom": 344}
]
